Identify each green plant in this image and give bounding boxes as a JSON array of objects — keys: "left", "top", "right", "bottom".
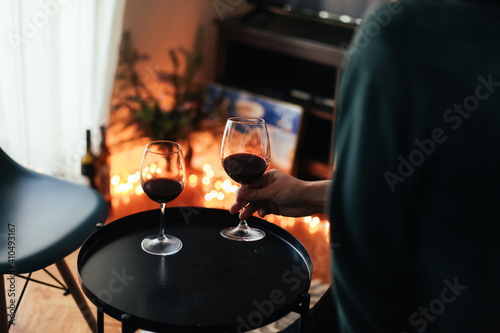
[{"left": 113, "top": 27, "right": 205, "bottom": 142}]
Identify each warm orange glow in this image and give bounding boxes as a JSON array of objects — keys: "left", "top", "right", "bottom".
[
  {"left": 310, "top": 217, "right": 320, "bottom": 228},
  {"left": 135, "top": 186, "right": 144, "bottom": 195},
  {"left": 111, "top": 167, "right": 141, "bottom": 195},
  {"left": 280, "top": 218, "right": 295, "bottom": 228},
  {"left": 107, "top": 140, "right": 330, "bottom": 244},
  {"left": 195, "top": 162, "right": 241, "bottom": 210}
]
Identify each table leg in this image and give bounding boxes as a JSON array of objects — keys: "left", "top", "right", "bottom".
[
  {"left": 97, "top": 307, "right": 104, "bottom": 333},
  {"left": 298, "top": 293, "right": 310, "bottom": 333},
  {"left": 121, "top": 313, "right": 134, "bottom": 333}
]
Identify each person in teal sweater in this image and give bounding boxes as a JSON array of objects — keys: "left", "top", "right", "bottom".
[{"left": 231, "top": 0, "right": 500, "bottom": 331}]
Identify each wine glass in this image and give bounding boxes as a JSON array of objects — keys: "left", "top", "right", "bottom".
[
  {"left": 221, "top": 117, "right": 270, "bottom": 241},
  {"left": 140, "top": 141, "right": 186, "bottom": 255}
]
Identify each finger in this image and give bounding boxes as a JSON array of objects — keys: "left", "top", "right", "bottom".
[
  {"left": 229, "top": 202, "right": 242, "bottom": 215},
  {"left": 239, "top": 202, "right": 259, "bottom": 221},
  {"left": 238, "top": 187, "right": 267, "bottom": 203},
  {"left": 229, "top": 196, "right": 250, "bottom": 213},
  {"left": 234, "top": 186, "right": 249, "bottom": 203},
  {"left": 232, "top": 187, "right": 248, "bottom": 208},
  {"left": 258, "top": 207, "right": 270, "bottom": 218},
  {"left": 257, "top": 201, "right": 274, "bottom": 218}
]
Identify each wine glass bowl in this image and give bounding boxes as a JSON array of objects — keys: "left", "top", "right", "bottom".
[
  {"left": 140, "top": 141, "right": 185, "bottom": 255},
  {"left": 221, "top": 117, "right": 270, "bottom": 241}
]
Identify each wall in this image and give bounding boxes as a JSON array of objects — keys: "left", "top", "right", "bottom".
[{"left": 121, "top": 0, "right": 252, "bottom": 86}]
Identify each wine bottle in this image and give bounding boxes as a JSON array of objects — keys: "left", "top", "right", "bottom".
[
  {"left": 95, "top": 126, "right": 111, "bottom": 203},
  {"left": 81, "top": 129, "right": 96, "bottom": 188}
]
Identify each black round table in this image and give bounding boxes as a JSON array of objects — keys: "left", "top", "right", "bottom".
[{"left": 78, "top": 207, "right": 312, "bottom": 333}]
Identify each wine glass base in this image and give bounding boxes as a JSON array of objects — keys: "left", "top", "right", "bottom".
[
  {"left": 220, "top": 227, "right": 266, "bottom": 242},
  {"left": 141, "top": 234, "right": 183, "bottom": 256}
]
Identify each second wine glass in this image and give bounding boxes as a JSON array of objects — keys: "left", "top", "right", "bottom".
[
  {"left": 221, "top": 117, "right": 270, "bottom": 241},
  {"left": 140, "top": 141, "right": 186, "bottom": 255}
]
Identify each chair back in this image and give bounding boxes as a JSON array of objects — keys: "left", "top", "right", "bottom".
[
  {"left": 0, "top": 146, "right": 108, "bottom": 274},
  {"left": 0, "top": 147, "right": 30, "bottom": 179}
]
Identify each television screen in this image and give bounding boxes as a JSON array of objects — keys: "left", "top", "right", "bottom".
[{"left": 248, "top": 0, "right": 386, "bottom": 24}]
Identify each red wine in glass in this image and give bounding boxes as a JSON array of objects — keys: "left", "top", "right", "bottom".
[
  {"left": 140, "top": 141, "right": 186, "bottom": 255},
  {"left": 220, "top": 117, "right": 270, "bottom": 241},
  {"left": 223, "top": 153, "right": 268, "bottom": 185},
  {"left": 142, "top": 179, "right": 184, "bottom": 203}
]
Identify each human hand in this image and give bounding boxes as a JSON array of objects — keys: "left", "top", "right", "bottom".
[{"left": 229, "top": 169, "right": 330, "bottom": 220}]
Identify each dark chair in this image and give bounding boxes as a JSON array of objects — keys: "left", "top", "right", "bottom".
[{"left": 0, "top": 147, "right": 108, "bottom": 332}]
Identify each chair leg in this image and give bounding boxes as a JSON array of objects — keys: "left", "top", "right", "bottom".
[
  {"left": 55, "top": 259, "right": 97, "bottom": 333},
  {"left": 1, "top": 277, "right": 9, "bottom": 332}
]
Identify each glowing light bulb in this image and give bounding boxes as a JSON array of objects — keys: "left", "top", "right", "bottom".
[
  {"left": 111, "top": 175, "right": 120, "bottom": 186},
  {"left": 311, "top": 217, "right": 320, "bottom": 228},
  {"left": 222, "top": 180, "right": 232, "bottom": 193},
  {"left": 189, "top": 174, "right": 198, "bottom": 183}
]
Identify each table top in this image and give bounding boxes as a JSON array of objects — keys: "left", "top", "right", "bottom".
[{"left": 78, "top": 207, "right": 312, "bottom": 332}]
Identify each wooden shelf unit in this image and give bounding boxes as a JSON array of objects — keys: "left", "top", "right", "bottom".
[{"left": 215, "top": 9, "right": 355, "bottom": 179}]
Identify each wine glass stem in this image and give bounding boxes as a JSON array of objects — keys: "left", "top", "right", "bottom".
[
  {"left": 159, "top": 202, "right": 167, "bottom": 240},
  {"left": 238, "top": 220, "right": 250, "bottom": 230}
]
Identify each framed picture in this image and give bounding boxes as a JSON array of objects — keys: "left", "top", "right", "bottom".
[{"left": 205, "top": 83, "right": 304, "bottom": 174}]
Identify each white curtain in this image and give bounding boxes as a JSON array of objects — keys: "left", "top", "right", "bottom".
[{"left": 0, "top": 0, "right": 126, "bottom": 182}]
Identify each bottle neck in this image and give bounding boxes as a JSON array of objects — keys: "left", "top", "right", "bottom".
[
  {"left": 86, "top": 130, "right": 92, "bottom": 153},
  {"left": 99, "top": 127, "right": 109, "bottom": 155}
]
